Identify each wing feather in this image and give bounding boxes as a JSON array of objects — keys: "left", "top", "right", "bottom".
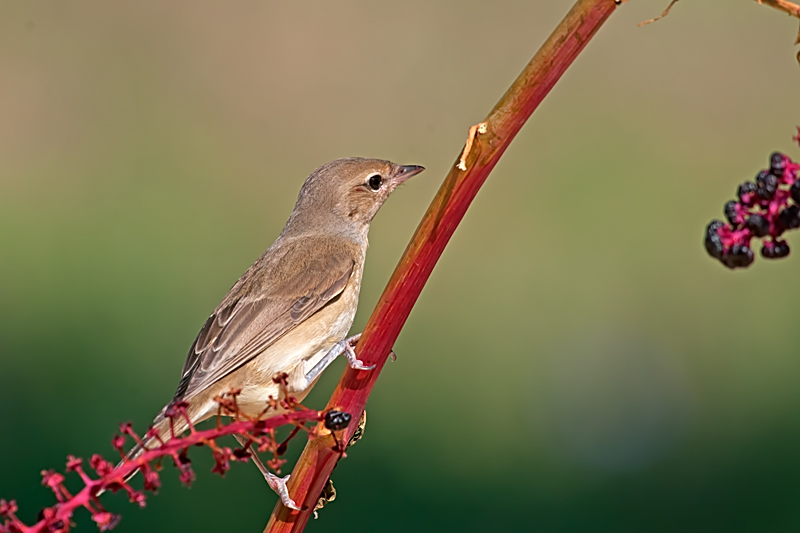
[{"left": 173, "top": 240, "right": 356, "bottom": 402}]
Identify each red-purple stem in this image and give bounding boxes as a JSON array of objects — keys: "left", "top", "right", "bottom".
[{"left": 263, "top": 1, "right": 621, "bottom": 532}]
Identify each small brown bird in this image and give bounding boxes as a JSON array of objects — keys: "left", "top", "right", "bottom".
[{"left": 122, "top": 158, "right": 423, "bottom": 508}]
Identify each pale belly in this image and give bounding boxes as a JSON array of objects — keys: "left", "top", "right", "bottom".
[{"left": 231, "top": 280, "right": 360, "bottom": 416}]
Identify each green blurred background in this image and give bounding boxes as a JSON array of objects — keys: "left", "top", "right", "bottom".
[{"left": 2, "top": 1, "right": 800, "bottom": 531}]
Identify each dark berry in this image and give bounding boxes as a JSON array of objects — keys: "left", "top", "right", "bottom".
[
  {"left": 745, "top": 213, "right": 770, "bottom": 237},
  {"left": 762, "top": 240, "right": 790, "bottom": 259},
  {"left": 324, "top": 410, "right": 352, "bottom": 431},
  {"left": 738, "top": 181, "right": 758, "bottom": 202},
  {"left": 232, "top": 448, "right": 251, "bottom": 460},
  {"left": 704, "top": 220, "right": 725, "bottom": 259},
  {"left": 756, "top": 172, "right": 778, "bottom": 200},
  {"left": 770, "top": 152, "right": 786, "bottom": 177},
  {"left": 723, "top": 244, "right": 754, "bottom": 269},
  {"left": 724, "top": 200, "right": 739, "bottom": 226},
  {"left": 791, "top": 179, "right": 800, "bottom": 204},
  {"left": 757, "top": 185, "right": 777, "bottom": 201},
  {"left": 779, "top": 205, "right": 800, "bottom": 230}
]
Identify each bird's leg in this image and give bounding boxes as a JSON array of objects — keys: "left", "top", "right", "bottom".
[
  {"left": 304, "top": 333, "right": 375, "bottom": 386},
  {"left": 233, "top": 434, "right": 301, "bottom": 511},
  {"left": 302, "top": 341, "right": 345, "bottom": 386},
  {"left": 233, "top": 434, "right": 270, "bottom": 477}
]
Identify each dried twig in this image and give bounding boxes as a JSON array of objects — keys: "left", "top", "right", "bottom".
[
  {"left": 757, "top": 0, "right": 800, "bottom": 20},
  {"left": 457, "top": 122, "right": 488, "bottom": 171},
  {"left": 756, "top": 0, "right": 800, "bottom": 45},
  {"left": 642, "top": 0, "right": 800, "bottom": 47},
  {"left": 638, "top": 0, "right": 680, "bottom": 26}
]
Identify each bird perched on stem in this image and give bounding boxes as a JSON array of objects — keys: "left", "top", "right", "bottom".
[{"left": 120, "top": 158, "right": 424, "bottom": 509}]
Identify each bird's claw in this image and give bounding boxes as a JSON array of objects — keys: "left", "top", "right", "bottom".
[
  {"left": 342, "top": 334, "right": 397, "bottom": 369},
  {"left": 348, "top": 358, "right": 376, "bottom": 371},
  {"left": 265, "top": 472, "right": 302, "bottom": 511},
  {"left": 344, "top": 334, "right": 376, "bottom": 371}
]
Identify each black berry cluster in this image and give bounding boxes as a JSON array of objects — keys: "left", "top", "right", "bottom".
[{"left": 705, "top": 149, "right": 800, "bottom": 269}]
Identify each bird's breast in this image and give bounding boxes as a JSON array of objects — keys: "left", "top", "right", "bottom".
[{"left": 237, "top": 265, "right": 363, "bottom": 401}]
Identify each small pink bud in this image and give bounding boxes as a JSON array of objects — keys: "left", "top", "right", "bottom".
[
  {"left": 177, "top": 465, "right": 195, "bottom": 486},
  {"left": 92, "top": 512, "right": 121, "bottom": 531},
  {"left": 111, "top": 435, "right": 126, "bottom": 452},
  {"left": 267, "top": 458, "right": 286, "bottom": 472},
  {"left": 142, "top": 470, "right": 161, "bottom": 492},
  {"left": 89, "top": 455, "right": 113, "bottom": 476},
  {"left": 128, "top": 491, "right": 146, "bottom": 508},
  {"left": 211, "top": 448, "right": 232, "bottom": 475},
  {"left": 40, "top": 470, "right": 65, "bottom": 490},
  {"left": 65, "top": 456, "right": 83, "bottom": 472},
  {"left": 0, "top": 499, "right": 18, "bottom": 517}
]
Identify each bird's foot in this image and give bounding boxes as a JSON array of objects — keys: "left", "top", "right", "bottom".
[
  {"left": 265, "top": 472, "right": 302, "bottom": 511},
  {"left": 343, "top": 333, "right": 376, "bottom": 371}
]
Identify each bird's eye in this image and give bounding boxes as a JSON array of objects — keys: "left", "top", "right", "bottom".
[{"left": 367, "top": 174, "right": 383, "bottom": 191}]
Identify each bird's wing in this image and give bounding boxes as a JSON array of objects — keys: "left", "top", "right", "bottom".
[{"left": 173, "top": 242, "right": 356, "bottom": 402}]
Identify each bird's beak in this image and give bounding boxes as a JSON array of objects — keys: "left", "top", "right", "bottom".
[{"left": 394, "top": 164, "right": 425, "bottom": 184}]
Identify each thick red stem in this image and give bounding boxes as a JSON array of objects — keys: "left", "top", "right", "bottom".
[{"left": 263, "top": 1, "right": 621, "bottom": 532}]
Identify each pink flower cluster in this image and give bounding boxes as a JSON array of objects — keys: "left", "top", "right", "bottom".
[
  {"left": 705, "top": 134, "right": 800, "bottom": 269},
  {"left": 1, "top": 385, "right": 327, "bottom": 533}
]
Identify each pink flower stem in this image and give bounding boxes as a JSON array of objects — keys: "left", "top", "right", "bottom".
[{"left": 2, "top": 408, "right": 323, "bottom": 533}]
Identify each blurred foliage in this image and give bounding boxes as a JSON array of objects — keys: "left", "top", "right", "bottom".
[{"left": 1, "top": 1, "right": 800, "bottom": 531}]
